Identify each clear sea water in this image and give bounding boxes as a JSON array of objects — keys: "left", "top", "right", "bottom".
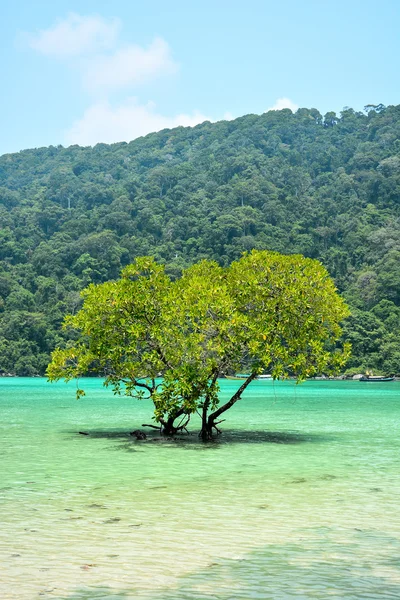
[{"left": 1, "top": 377, "right": 400, "bottom": 599}]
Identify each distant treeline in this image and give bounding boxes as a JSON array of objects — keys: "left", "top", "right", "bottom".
[{"left": 0, "top": 103, "right": 399, "bottom": 375}]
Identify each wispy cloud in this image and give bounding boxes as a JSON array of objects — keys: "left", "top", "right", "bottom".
[
  {"left": 65, "top": 99, "right": 210, "bottom": 146},
  {"left": 267, "top": 97, "right": 299, "bottom": 112},
  {"left": 24, "top": 14, "right": 178, "bottom": 93},
  {"left": 84, "top": 38, "right": 178, "bottom": 92},
  {"left": 23, "top": 13, "right": 228, "bottom": 147},
  {"left": 27, "top": 13, "right": 120, "bottom": 58}
]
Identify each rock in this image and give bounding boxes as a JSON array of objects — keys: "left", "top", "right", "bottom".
[
  {"left": 130, "top": 430, "right": 147, "bottom": 440},
  {"left": 103, "top": 517, "right": 121, "bottom": 524}
]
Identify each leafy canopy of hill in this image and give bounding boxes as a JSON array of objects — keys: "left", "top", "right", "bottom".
[{"left": 0, "top": 103, "right": 399, "bottom": 375}]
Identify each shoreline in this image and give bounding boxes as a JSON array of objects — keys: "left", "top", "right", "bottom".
[{"left": 1, "top": 373, "right": 399, "bottom": 381}]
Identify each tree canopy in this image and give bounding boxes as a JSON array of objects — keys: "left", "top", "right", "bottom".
[
  {"left": 47, "top": 251, "right": 350, "bottom": 439},
  {"left": 1, "top": 104, "right": 400, "bottom": 375}
]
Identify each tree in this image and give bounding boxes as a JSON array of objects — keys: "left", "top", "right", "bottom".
[{"left": 47, "top": 251, "right": 350, "bottom": 439}]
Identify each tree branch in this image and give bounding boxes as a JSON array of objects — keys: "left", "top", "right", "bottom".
[
  {"left": 134, "top": 380, "right": 154, "bottom": 392},
  {"left": 208, "top": 372, "right": 257, "bottom": 423},
  {"left": 142, "top": 423, "right": 162, "bottom": 431}
]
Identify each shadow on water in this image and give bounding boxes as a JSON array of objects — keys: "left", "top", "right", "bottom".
[
  {"left": 53, "top": 588, "right": 130, "bottom": 600},
  {"left": 63, "top": 428, "right": 335, "bottom": 452},
  {"left": 52, "top": 532, "right": 400, "bottom": 599},
  {"left": 145, "top": 545, "right": 400, "bottom": 600}
]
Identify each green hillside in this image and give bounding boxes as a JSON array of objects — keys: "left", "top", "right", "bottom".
[{"left": 1, "top": 104, "right": 400, "bottom": 375}]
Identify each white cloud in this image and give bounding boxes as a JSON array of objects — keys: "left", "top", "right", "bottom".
[
  {"left": 266, "top": 97, "right": 299, "bottom": 112},
  {"left": 24, "top": 13, "right": 216, "bottom": 145},
  {"left": 25, "top": 14, "right": 177, "bottom": 92},
  {"left": 84, "top": 38, "right": 178, "bottom": 91},
  {"left": 65, "top": 99, "right": 211, "bottom": 146},
  {"left": 28, "top": 13, "right": 120, "bottom": 58}
]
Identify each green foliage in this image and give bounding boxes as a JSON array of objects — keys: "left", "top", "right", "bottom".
[
  {"left": 1, "top": 104, "right": 400, "bottom": 374},
  {"left": 47, "top": 251, "right": 349, "bottom": 436}
]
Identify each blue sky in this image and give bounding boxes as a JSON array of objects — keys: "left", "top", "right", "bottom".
[{"left": 1, "top": 0, "right": 399, "bottom": 155}]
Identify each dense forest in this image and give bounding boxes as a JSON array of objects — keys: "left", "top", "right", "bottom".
[{"left": 1, "top": 103, "right": 400, "bottom": 376}]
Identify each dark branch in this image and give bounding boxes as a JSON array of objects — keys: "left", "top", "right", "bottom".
[{"left": 208, "top": 372, "right": 257, "bottom": 423}]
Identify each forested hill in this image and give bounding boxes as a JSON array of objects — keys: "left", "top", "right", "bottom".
[{"left": 1, "top": 104, "right": 400, "bottom": 376}]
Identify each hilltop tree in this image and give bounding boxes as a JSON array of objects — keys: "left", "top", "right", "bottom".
[{"left": 47, "top": 251, "right": 350, "bottom": 439}]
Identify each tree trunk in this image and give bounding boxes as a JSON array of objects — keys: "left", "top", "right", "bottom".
[
  {"left": 199, "top": 397, "right": 212, "bottom": 440},
  {"left": 161, "top": 417, "right": 177, "bottom": 436},
  {"left": 199, "top": 371, "right": 219, "bottom": 441},
  {"left": 159, "top": 408, "right": 188, "bottom": 436}
]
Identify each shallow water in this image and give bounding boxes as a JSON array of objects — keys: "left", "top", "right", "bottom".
[{"left": 1, "top": 377, "right": 400, "bottom": 599}]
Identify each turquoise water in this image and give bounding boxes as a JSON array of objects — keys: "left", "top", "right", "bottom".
[{"left": 1, "top": 378, "right": 400, "bottom": 599}]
